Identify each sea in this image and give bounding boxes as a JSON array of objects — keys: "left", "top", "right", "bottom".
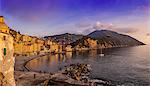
[{"left": 26, "top": 45, "right": 150, "bottom": 85}]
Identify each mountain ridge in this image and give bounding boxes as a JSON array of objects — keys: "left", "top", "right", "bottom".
[
  {"left": 44, "top": 30, "right": 145, "bottom": 49},
  {"left": 87, "top": 30, "right": 145, "bottom": 45},
  {"left": 44, "top": 33, "right": 84, "bottom": 45},
  {"left": 70, "top": 30, "right": 145, "bottom": 49}
]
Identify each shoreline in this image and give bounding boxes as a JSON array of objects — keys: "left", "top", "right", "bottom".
[
  {"left": 15, "top": 45, "right": 148, "bottom": 86},
  {"left": 15, "top": 54, "right": 48, "bottom": 71},
  {"left": 15, "top": 53, "right": 119, "bottom": 86},
  {"left": 15, "top": 54, "right": 54, "bottom": 86}
]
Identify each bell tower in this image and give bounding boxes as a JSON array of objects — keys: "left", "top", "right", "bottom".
[
  {"left": 0, "top": 16, "right": 4, "bottom": 23},
  {"left": 0, "top": 16, "right": 10, "bottom": 34}
]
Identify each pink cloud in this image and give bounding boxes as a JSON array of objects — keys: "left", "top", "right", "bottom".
[
  {"left": 114, "top": 27, "right": 139, "bottom": 34},
  {"left": 136, "top": 5, "right": 150, "bottom": 14},
  {"left": 94, "top": 21, "right": 114, "bottom": 29},
  {"left": 146, "top": 33, "right": 150, "bottom": 36},
  {"left": 143, "top": 7, "right": 150, "bottom": 13},
  {"left": 80, "top": 21, "right": 139, "bottom": 34},
  {"left": 75, "top": 22, "right": 92, "bottom": 28}
]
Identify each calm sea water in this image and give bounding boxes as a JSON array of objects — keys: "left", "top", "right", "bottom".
[{"left": 26, "top": 45, "right": 150, "bottom": 85}]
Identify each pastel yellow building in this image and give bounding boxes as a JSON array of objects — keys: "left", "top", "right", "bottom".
[
  {"left": 0, "top": 16, "right": 63, "bottom": 56},
  {"left": 65, "top": 45, "right": 72, "bottom": 52},
  {"left": 0, "top": 17, "right": 15, "bottom": 86},
  {"left": 22, "top": 35, "right": 32, "bottom": 42},
  {"left": 15, "top": 33, "right": 22, "bottom": 42},
  {"left": 14, "top": 42, "right": 23, "bottom": 55}
]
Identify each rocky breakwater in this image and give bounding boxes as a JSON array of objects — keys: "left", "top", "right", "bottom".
[
  {"left": 40, "top": 63, "right": 117, "bottom": 86},
  {"left": 62, "top": 64, "right": 91, "bottom": 82}
]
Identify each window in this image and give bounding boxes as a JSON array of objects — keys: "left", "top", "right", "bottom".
[
  {"left": 4, "top": 48, "right": 6, "bottom": 56},
  {"left": 3, "top": 36, "right": 6, "bottom": 40}
]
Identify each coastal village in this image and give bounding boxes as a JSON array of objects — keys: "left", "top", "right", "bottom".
[
  {"left": 0, "top": 16, "right": 100, "bottom": 57},
  {"left": 0, "top": 16, "right": 145, "bottom": 86},
  {"left": 0, "top": 16, "right": 117, "bottom": 86},
  {"left": 1, "top": 16, "right": 141, "bottom": 57},
  {"left": 0, "top": 16, "right": 100, "bottom": 86},
  {"left": 1, "top": 0, "right": 149, "bottom": 85},
  {"left": 0, "top": 16, "right": 74, "bottom": 57}
]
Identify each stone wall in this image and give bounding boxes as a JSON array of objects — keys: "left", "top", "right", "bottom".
[{"left": 0, "top": 33, "right": 15, "bottom": 86}]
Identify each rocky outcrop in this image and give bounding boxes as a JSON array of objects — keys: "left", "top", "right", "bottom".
[
  {"left": 39, "top": 63, "right": 117, "bottom": 86},
  {"left": 61, "top": 63, "right": 91, "bottom": 81}
]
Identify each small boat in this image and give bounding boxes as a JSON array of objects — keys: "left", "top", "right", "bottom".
[
  {"left": 99, "top": 48, "right": 104, "bottom": 57},
  {"left": 99, "top": 53, "right": 104, "bottom": 57}
]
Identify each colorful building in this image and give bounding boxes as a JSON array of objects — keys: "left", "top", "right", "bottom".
[{"left": 0, "top": 17, "right": 15, "bottom": 86}]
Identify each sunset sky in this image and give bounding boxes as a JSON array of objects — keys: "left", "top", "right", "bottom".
[{"left": 0, "top": 0, "right": 150, "bottom": 44}]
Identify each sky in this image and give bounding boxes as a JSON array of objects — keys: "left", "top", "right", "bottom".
[{"left": 0, "top": 0, "right": 150, "bottom": 44}]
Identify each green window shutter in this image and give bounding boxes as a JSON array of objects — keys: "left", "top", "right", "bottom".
[{"left": 4, "top": 48, "right": 6, "bottom": 56}]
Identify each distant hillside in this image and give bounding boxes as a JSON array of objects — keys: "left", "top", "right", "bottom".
[
  {"left": 71, "top": 36, "right": 98, "bottom": 48},
  {"left": 71, "top": 30, "right": 145, "bottom": 49},
  {"left": 44, "top": 33, "right": 84, "bottom": 45},
  {"left": 88, "top": 30, "right": 145, "bottom": 46}
]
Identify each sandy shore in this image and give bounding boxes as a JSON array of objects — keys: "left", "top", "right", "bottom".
[
  {"left": 15, "top": 71, "right": 51, "bottom": 86},
  {"left": 15, "top": 54, "right": 51, "bottom": 86},
  {"left": 15, "top": 54, "right": 47, "bottom": 71}
]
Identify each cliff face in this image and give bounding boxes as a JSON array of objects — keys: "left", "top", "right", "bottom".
[
  {"left": 0, "top": 33, "right": 15, "bottom": 86},
  {"left": 71, "top": 30, "right": 145, "bottom": 50}
]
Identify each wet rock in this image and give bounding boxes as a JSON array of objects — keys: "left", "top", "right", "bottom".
[
  {"left": 62, "top": 63, "right": 91, "bottom": 81},
  {"left": 0, "top": 72, "right": 4, "bottom": 80},
  {"left": 17, "top": 63, "right": 119, "bottom": 86},
  {"left": 40, "top": 80, "right": 49, "bottom": 86},
  {"left": 89, "top": 79, "right": 115, "bottom": 86}
]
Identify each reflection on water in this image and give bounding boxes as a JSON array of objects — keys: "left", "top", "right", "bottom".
[
  {"left": 26, "top": 52, "right": 73, "bottom": 72},
  {"left": 26, "top": 45, "right": 150, "bottom": 85}
]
